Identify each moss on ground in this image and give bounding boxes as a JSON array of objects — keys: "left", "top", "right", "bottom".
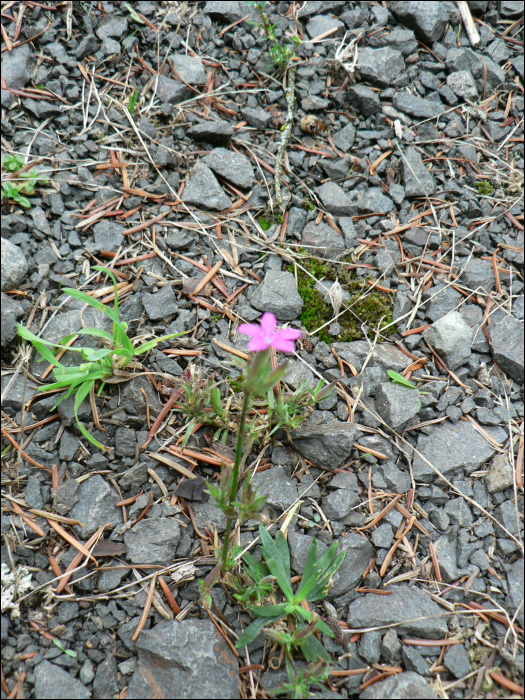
[{"left": 289, "top": 253, "right": 395, "bottom": 344}]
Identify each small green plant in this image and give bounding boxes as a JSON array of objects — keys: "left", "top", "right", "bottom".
[
  {"left": 245, "top": 1, "right": 301, "bottom": 71},
  {"left": 267, "top": 380, "right": 335, "bottom": 436},
  {"left": 52, "top": 638, "right": 77, "bottom": 658},
  {"left": 1, "top": 156, "right": 49, "bottom": 209},
  {"left": 123, "top": 2, "right": 145, "bottom": 23},
  {"left": 302, "top": 201, "right": 315, "bottom": 211},
  {"left": 235, "top": 525, "right": 345, "bottom": 663},
  {"left": 476, "top": 181, "right": 493, "bottom": 195},
  {"left": 267, "top": 657, "right": 331, "bottom": 699},
  {"left": 17, "top": 267, "right": 183, "bottom": 451},
  {"left": 258, "top": 216, "right": 273, "bottom": 231},
  {"left": 226, "top": 551, "right": 276, "bottom": 606},
  {"left": 128, "top": 89, "right": 139, "bottom": 116},
  {"left": 387, "top": 370, "right": 417, "bottom": 389}
]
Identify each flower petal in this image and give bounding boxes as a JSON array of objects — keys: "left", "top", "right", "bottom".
[
  {"left": 260, "top": 312, "right": 277, "bottom": 335},
  {"left": 247, "top": 337, "right": 269, "bottom": 352},
  {"left": 271, "top": 337, "right": 296, "bottom": 353},
  {"left": 274, "top": 328, "right": 302, "bottom": 341},
  {"left": 238, "top": 323, "right": 262, "bottom": 338}
]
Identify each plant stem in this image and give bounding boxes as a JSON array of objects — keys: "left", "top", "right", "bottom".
[{"left": 220, "top": 388, "right": 251, "bottom": 572}]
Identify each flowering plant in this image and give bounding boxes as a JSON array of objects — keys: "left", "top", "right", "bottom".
[{"left": 207, "top": 313, "right": 300, "bottom": 573}]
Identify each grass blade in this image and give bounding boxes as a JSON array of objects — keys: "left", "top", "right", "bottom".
[{"left": 387, "top": 370, "right": 417, "bottom": 389}]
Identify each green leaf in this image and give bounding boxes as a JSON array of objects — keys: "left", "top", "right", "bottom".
[
  {"left": 295, "top": 537, "right": 318, "bottom": 601},
  {"left": 53, "top": 639, "right": 65, "bottom": 652},
  {"left": 300, "top": 633, "right": 331, "bottom": 663},
  {"left": 61, "top": 328, "right": 114, "bottom": 344},
  {"left": 64, "top": 648, "right": 78, "bottom": 658},
  {"left": 387, "top": 370, "right": 417, "bottom": 389},
  {"left": 247, "top": 602, "right": 288, "bottom": 618},
  {"left": 235, "top": 616, "right": 273, "bottom": 648},
  {"left": 134, "top": 331, "right": 185, "bottom": 355},
  {"left": 262, "top": 554, "right": 294, "bottom": 603},
  {"left": 74, "top": 379, "right": 107, "bottom": 451}
]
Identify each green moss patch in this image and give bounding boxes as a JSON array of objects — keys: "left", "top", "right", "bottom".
[{"left": 289, "top": 254, "right": 395, "bottom": 343}]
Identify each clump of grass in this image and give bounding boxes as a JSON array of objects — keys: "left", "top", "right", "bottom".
[
  {"left": 17, "top": 267, "right": 183, "bottom": 451},
  {"left": 1, "top": 155, "right": 48, "bottom": 209},
  {"left": 476, "top": 181, "right": 493, "bottom": 195},
  {"left": 245, "top": 1, "right": 301, "bottom": 72}
]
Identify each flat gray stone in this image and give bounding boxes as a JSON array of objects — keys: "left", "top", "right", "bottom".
[
  {"left": 333, "top": 122, "right": 356, "bottom": 152},
  {"left": 347, "top": 85, "right": 382, "bottom": 116},
  {"left": 241, "top": 106, "right": 272, "bottom": 130},
  {"left": 423, "top": 311, "right": 473, "bottom": 370},
  {"left": 412, "top": 419, "right": 498, "bottom": 482},
  {"left": 356, "top": 47, "right": 405, "bottom": 87},
  {"left": 124, "top": 518, "right": 180, "bottom": 565},
  {"left": 331, "top": 533, "right": 374, "bottom": 597},
  {"left": 203, "top": 148, "right": 254, "bottom": 190},
  {"left": 301, "top": 220, "right": 346, "bottom": 256},
  {"left": 401, "top": 146, "right": 437, "bottom": 198},
  {"left": 384, "top": 27, "right": 418, "bottom": 57},
  {"left": 306, "top": 15, "right": 344, "bottom": 39},
  {"left": 142, "top": 283, "right": 178, "bottom": 321},
  {"left": 284, "top": 360, "right": 316, "bottom": 391},
  {"left": 317, "top": 181, "right": 355, "bottom": 216},
  {"left": 156, "top": 74, "right": 189, "bottom": 104},
  {"left": 444, "top": 644, "right": 471, "bottom": 679},
  {"left": 68, "top": 474, "right": 122, "bottom": 538},
  {"left": 204, "top": 0, "right": 244, "bottom": 23},
  {"left": 2, "top": 43, "right": 36, "bottom": 89},
  {"left": 1, "top": 239, "right": 28, "bottom": 291},
  {"left": 374, "top": 382, "right": 421, "bottom": 430},
  {"left": 291, "top": 423, "right": 359, "bottom": 470},
  {"left": 93, "top": 653, "right": 119, "bottom": 699},
  {"left": 348, "top": 586, "right": 447, "bottom": 638},
  {"left": 127, "top": 619, "right": 239, "bottom": 699},
  {"left": 322, "top": 488, "right": 360, "bottom": 520},
  {"left": 486, "top": 454, "right": 514, "bottom": 494},
  {"left": 183, "top": 162, "right": 232, "bottom": 211},
  {"left": 360, "top": 671, "right": 438, "bottom": 699},
  {"left": 34, "top": 660, "right": 90, "bottom": 699},
  {"left": 393, "top": 93, "right": 442, "bottom": 119},
  {"left": 1, "top": 293, "right": 24, "bottom": 346},
  {"left": 250, "top": 270, "right": 303, "bottom": 321},
  {"left": 489, "top": 315, "right": 524, "bottom": 384},
  {"left": 170, "top": 54, "right": 206, "bottom": 85},
  {"left": 96, "top": 13, "right": 127, "bottom": 39},
  {"left": 424, "top": 284, "right": 463, "bottom": 322},
  {"left": 188, "top": 121, "right": 233, "bottom": 146},
  {"left": 251, "top": 466, "right": 299, "bottom": 511},
  {"left": 447, "top": 71, "right": 478, "bottom": 101},
  {"left": 390, "top": 1, "right": 449, "bottom": 43}
]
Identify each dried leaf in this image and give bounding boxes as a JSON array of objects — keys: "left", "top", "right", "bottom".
[{"left": 329, "top": 280, "right": 343, "bottom": 318}]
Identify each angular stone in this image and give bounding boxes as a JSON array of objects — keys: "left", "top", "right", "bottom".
[
  {"left": 444, "top": 644, "right": 471, "bottom": 679},
  {"left": 188, "top": 121, "right": 233, "bottom": 146},
  {"left": 121, "top": 376, "right": 162, "bottom": 418},
  {"left": 401, "top": 147, "right": 437, "bottom": 198},
  {"left": 250, "top": 270, "right": 303, "bottom": 321},
  {"left": 156, "top": 74, "right": 189, "bottom": 104},
  {"left": 124, "top": 518, "right": 180, "bottom": 565},
  {"left": 356, "top": 47, "right": 405, "bottom": 88},
  {"left": 391, "top": 1, "right": 449, "bottom": 43},
  {"left": 203, "top": 148, "right": 254, "bottom": 190},
  {"left": 251, "top": 466, "right": 299, "bottom": 511},
  {"left": 34, "top": 660, "right": 90, "bottom": 699},
  {"left": 333, "top": 122, "right": 356, "bottom": 152},
  {"left": 306, "top": 15, "right": 344, "bottom": 39},
  {"left": 203, "top": 0, "right": 244, "bottom": 23},
  {"left": 424, "top": 284, "right": 463, "bottom": 323},
  {"left": 2, "top": 43, "right": 36, "bottom": 90},
  {"left": 183, "top": 162, "right": 232, "bottom": 211},
  {"left": 331, "top": 533, "right": 374, "bottom": 597},
  {"left": 322, "top": 488, "right": 359, "bottom": 520},
  {"left": 142, "top": 283, "right": 178, "bottom": 321},
  {"left": 241, "top": 106, "right": 272, "bottom": 130},
  {"left": 1, "top": 239, "right": 28, "bottom": 291},
  {"left": 53, "top": 478, "right": 79, "bottom": 516},
  {"left": 127, "top": 619, "right": 239, "bottom": 698},
  {"left": 423, "top": 311, "right": 473, "bottom": 370},
  {"left": 284, "top": 360, "right": 316, "bottom": 391},
  {"left": 393, "top": 93, "right": 442, "bottom": 119},
  {"left": 384, "top": 27, "right": 418, "bottom": 57},
  {"left": 68, "top": 475, "right": 122, "bottom": 538},
  {"left": 412, "top": 420, "right": 497, "bottom": 482},
  {"left": 360, "top": 671, "right": 438, "bottom": 699},
  {"left": 317, "top": 181, "right": 354, "bottom": 216},
  {"left": 291, "top": 423, "right": 359, "bottom": 470},
  {"left": 96, "top": 13, "right": 127, "bottom": 40},
  {"left": 301, "top": 221, "right": 346, "bottom": 256},
  {"left": 1, "top": 293, "right": 24, "bottom": 346},
  {"left": 93, "top": 653, "right": 119, "bottom": 699},
  {"left": 92, "top": 220, "right": 125, "bottom": 253},
  {"left": 446, "top": 71, "right": 478, "bottom": 101},
  {"left": 374, "top": 382, "right": 420, "bottom": 430},
  {"left": 486, "top": 454, "right": 514, "bottom": 494},
  {"left": 489, "top": 315, "right": 524, "bottom": 384},
  {"left": 347, "top": 586, "right": 447, "bottom": 638},
  {"left": 170, "top": 54, "right": 206, "bottom": 85},
  {"left": 346, "top": 85, "right": 381, "bottom": 116}
]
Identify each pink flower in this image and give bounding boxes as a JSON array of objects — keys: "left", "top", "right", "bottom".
[{"left": 239, "top": 313, "right": 301, "bottom": 353}]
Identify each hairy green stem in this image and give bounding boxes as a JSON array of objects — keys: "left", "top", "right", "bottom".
[
  {"left": 274, "top": 65, "right": 296, "bottom": 211},
  {"left": 220, "top": 389, "right": 251, "bottom": 572}
]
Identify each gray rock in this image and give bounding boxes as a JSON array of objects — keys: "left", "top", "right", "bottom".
[
  {"left": 284, "top": 360, "right": 316, "bottom": 390},
  {"left": 53, "top": 478, "right": 79, "bottom": 516},
  {"left": 357, "top": 47, "right": 405, "bottom": 88},
  {"left": 346, "top": 85, "right": 382, "bottom": 116},
  {"left": 446, "top": 71, "right": 478, "bottom": 100},
  {"left": 486, "top": 454, "right": 514, "bottom": 493},
  {"left": 1, "top": 239, "right": 28, "bottom": 291},
  {"left": 489, "top": 315, "right": 524, "bottom": 384},
  {"left": 381, "top": 629, "right": 401, "bottom": 665},
  {"left": 348, "top": 586, "right": 447, "bottom": 638},
  {"left": 124, "top": 519, "right": 180, "bottom": 565},
  {"left": 384, "top": 27, "right": 418, "bottom": 57},
  {"left": 251, "top": 466, "right": 299, "bottom": 511},
  {"left": 402, "top": 646, "right": 430, "bottom": 676},
  {"left": 120, "top": 376, "right": 162, "bottom": 418},
  {"left": 74, "top": 34, "right": 98, "bottom": 60},
  {"left": 250, "top": 270, "right": 303, "bottom": 321},
  {"left": 505, "top": 557, "right": 524, "bottom": 629},
  {"left": 156, "top": 74, "right": 189, "bottom": 104},
  {"left": 374, "top": 382, "right": 421, "bottom": 430},
  {"left": 80, "top": 659, "right": 96, "bottom": 685},
  {"left": 34, "top": 660, "right": 90, "bottom": 699},
  {"left": 192, "top": 498, "right": 227, "bottom": 533},
  {"left": 331, "top": 533, "right": 374, "bottom": 597},
  {"left": 170, "top": 54, "right": 206, "bottom": 85},
  {"left": 2, "top": 43, "right": 36, "bottom": 90},
  {"left": 96, "top": 13, "right": 128, "bottom": 40},
  {"left": 424, "top": 284, "right": 463, "bottom": 322},
  {"left": 301, "top": 95, "right": 330, "bottom": 111},
  {"left": 288, "top": 530, "right": 327, "bottom": 573},
  {"left": 393, "top": 93, "right": 442, "bottom": 119},
  {"left": 371, "top": 522, "right": 394, "bottom": 548},
  {"left": 59, "top": 430, "right": 80, "bottom": 462},
  {"left": 359, "top": 630, "right": 382, "bottom": 664},
  {"left": 500, "top": 0, "right": 524, "bottom": 16},
  {"left": 306, "top": 15, "right": 344, "bottom": 39},
  {"left": 183, "top": 162, "right": 232, "bottom": 211},
  {"left": 412, "top": 420, "right": 498, "bottom": 482},
  {"left": 91, "top": 220, "right": 125, "bottom": 253},
  {"left": 360, "top": 671, "right": 438, "bottom": 699},
  {"left": 423, "top": 311, "right": 473, "bottom": 369},
  {"left": 1, "top": 293, "right": 24, "bottom": 346},
  {"left": 351, "top": 187, "right": 395, "bottom": 215},
  {"left": 291, "top": 423, "right": 359, "bottom": 470},
  {"left": 390, "top": 1, "right": 449, "bottom": 43},
  {"left": 154, "top": 136, "right": 177, "bottom": 168},
  {"left": 142, "top": 283, "right": 178, "bottom": 321},
  {"left": 301, "top": 221, "right": 346, "bottom": 256},
  {"left": 333, "top": 123, "right": 356, "bottom": 152},
  {"left": 241, "top": 106, "right": 272, "bottom": 130},
  {"left": 93, "top": 653, "right": 119, "bottom": 699},
  {"left": 401, "top": 146, "right": 437, "bottom": 198},
  {"left": 203, "top": 0, "right": 244, "bottom": 23},
  {"left": 444, "top": 644, "right": 471, "bottom": 679},
  {"left": 299, "top": 1, "right": 346, "bottom": 18},
  {"left": 127, "top": 619, "right": 239, "bottom": 698},
  {"left": 374, "top": 462, "right": 411, "bottom": 494},
  {"left": 68, "top": 474, "right": 122, "bottom": 538},
  {"left": 188, "top": 121, "right": 233, "bottom": 146},
  {"left": 317, "top": 181, "right": 355, "bottom": 216},
  {"left": 494, "top": 500, "right": 521, "bottom": 536},
  {"left": 322, "top": 489, "right": 359, "bottom": 520},
  {"left": 203, "top": 148, "right": 254, "bottom": 190}
]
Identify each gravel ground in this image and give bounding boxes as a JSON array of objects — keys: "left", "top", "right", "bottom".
[{"left": 1, "top": 1, "right": 524, "bottom": 698}]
